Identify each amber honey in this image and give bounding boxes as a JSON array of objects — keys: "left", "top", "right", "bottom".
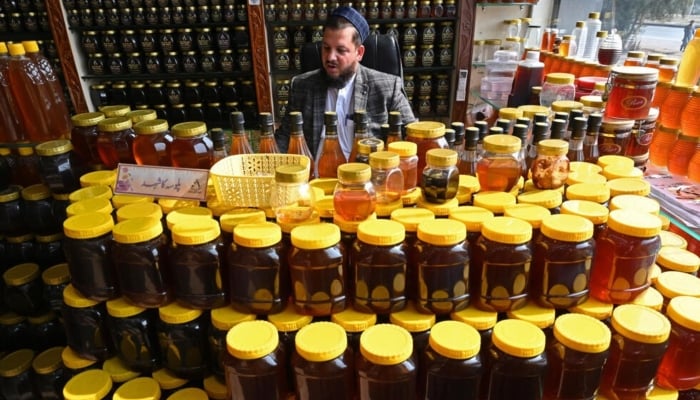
[
  {"left": 405, "top": 121, "right": 448, "bottom": 172},
  {"left": 170, "top": 121, "right": 214, "bottom": 169}
]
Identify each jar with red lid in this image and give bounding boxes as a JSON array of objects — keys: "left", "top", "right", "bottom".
[
  {"left": 132, "top": 119, "right": 173, "bottom": 167},
  {"left": 603, "top": 66, "right": 658, "bottom": 120},
  {"left": 169, "top": 121, "right": 214, "bottom": 169}
]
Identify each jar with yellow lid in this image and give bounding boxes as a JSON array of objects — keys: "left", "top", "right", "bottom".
[
  {"left": 80, "top": 170, "right": 117, "bottom": 189},
  {"left": 168, "top": 387, "right": 208, "bottom": 399},
  {"left": 656, "top": 247, "right": 700, "bottom": 275},
  {"left": 421, "top": 148, "right": 459, "bottom": 204},
  {"left": 659, "top": 230, "right": 688, "bottom": 250},
  {"left": 68, "top": 184, "right": 112, "bottom": 204},
  {"left": 540, "top": 72, "right": 575, "bottom": 107},
  {"left": 485, "top": 319, "right": 547, "bottom": 399},
  {"left": 33, "top": 346, "right": 68, "bottom": 399},
  {"left": 102, "top": 356, "right": 140, "bottom": 384},
  {"left": 609, "top": 194, "right": 660, "bottom": 215},
  {"left": 356, "top": 323, "right": 417, "bottom": 398},
  {"left": 229, "top": 222, "right": 288, "bottom": 315},
  {"left": 352, "top": 219, "right": 407, "bottom": 315},
  {"left": 389, "top": 301, "right": 435, "bottom": 370},
  {"left": 590, "top": 209, "right": 661, "bottom": 304},
  {"left": 530, "top": 139, "right": 570, "bottom": 190},
  {"left": 655, "top": 296, "right": 700, "bottom": 390},
  {"left": 605, "top": 177, "right": 650, "bottom": 198},
  {"left": 477, "top": 134, "right": 522, "bottom": 192},
  {"left": 62, "top": 284, "right": 114, "bottom": 361},
  {"left": 287, "top": 222, "right": 345, "bottom": 316},
  {"left": 105, "top": 297, "right": 161, "bottom": 373},
  {"left": 544, "top": 313, "right": 611, "bottom": 399},
  {"left": 390, "top": 207, "right": 435, "bottom": 301},
  {"left": 506, "top": 300, "right": 556, "bottom": 337},
  {"left": 63, "top": 212, "right": 117, "bottom": 301},
  {"left": 22, "top": 183, "right": 61, "bottom": 235},
  {"left": 504, "top": 204, "right": 551, "bottom": 237},
  {"left": 0, "top": 185, "right": 23, "bottom": 236},
  {"left": 116, "top": 202, "right": 163, "bottom": 223},
  {"left": 370, "top": 151, "right": 404, "bottom": 207},
  {"left": 599, "top": 304, "right": 670, "bottom": 399},
  {"left": 71, "top": 111, "right": 106, "bottom": 166},
  {"left": 132, "top": 119, "right": 173, "bottom": 167},
  {"left": 405, "top": 121, "right": 448, "bottom": 173},
  {"left": 414, "top": 219, "right": 469, "bottom": 315},
  {"left": 566, "top": 182, "right": 610, "bottom": 204},
  {"left": 472, "top": 192, "right": 517, "bottom": 217},
  {"left": 207, "top": 306, "right": 255, "bottom": 379},
  {"left": 653, "top": 271, "right": 700, "bottom": 312},
  {"left": 96, "top": 116, "right": 136, "bottom": 169},
  {"left": 111, "top": 376, "right": 160, "bottom": 400},
  {"left": 156, "top": 302, "right": 209, "bottom": 380},
  {"left": 291, "top": 321, "right": 354, "bottom": 399},
  {"left": 218, "top": 208, "right": 266, "bottom": 249},
  {"left": 35, "top": 139, "right": 86, "bottom": 194},
  {"left": 63, "top": 368, "right": 113, "bottom": 400},
  {"left": 151, "top": 367, "right": 189, "bottom": 398},
  {"left": 560, "top": 199, "right": 609, "bottom": 240},
  {"left": 569, "top": 295, "right": 613, "bottom": 324},
  {"left": 42, "top": 262, "right": 70, "bottom": 312},
  {"left": 450, "top": 304, "right": 497, "bottom": 377},
  {"left": 223, "top": 320, "right": 288, "bottom": 398},
  {"left": 65, "top": 197, "right": 114, "bottom": 218},
  {"left": 472, "top": 216, "right": 532, "bottom": 312},
  {"left": 448, "top": 206, "right": 494, "bottom": 253},
  {"left": 169, "top": 121, "right": 213, "bottom": 169},
  {"left": 3, "top": 262, "right": 46, "bottom": 315},
  {"left": 333, "top": 163, "right": 377, "bottom": 222},
  {"left": 0, "top": 348, "right": 35, "bottom": 398},
  {"left": 420, "top": 320, "right": 482, "bottom": 399},
  {"left": 170, "top": 218, "right": 226, "bottom": 309},
  {"left": 5, "top": 232, "right": 35, "bottom": 268},
  {"left": 203, "top": 374, "right": 228, "bottom": 400},
  {"left": 331, "top": 307, "right": 377, "bottom": 354},
  {"left": 61, "top": 346, "right": 98, "bottom": 380},
  {"left": 531, "top": 214, "right": 595, "bottom": 309},
  {"left": 27, "top": 310, "right": 66, "bottom": 350},
  {"left": 269, "top": 164, "right": 313, "bottom": 225}
]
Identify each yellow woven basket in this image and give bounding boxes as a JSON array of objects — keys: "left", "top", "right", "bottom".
[{"left": 210, "top": 154, "right": 311, "bottom": 207}]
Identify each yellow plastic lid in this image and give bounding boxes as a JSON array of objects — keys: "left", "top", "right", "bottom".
[
  {"left": 551, "top": 100, "right": 583, "bottom": 113},
  {"left": 35, "top": 232, "right": 64, "bottom": 244},
  {"left": 517, "top": 105, "right": 550, "bottom": 120},
  {"left": 428, "top": 320, "right": 481, "bottom": 360},
  {"left": 536, "top": 139, "right": 569, "bottom": 156},
  {"left": 560, "top": 200, "right": 609, "bottom": 225},
  {"left": 541, "top": 214, "right": 594, "bottom": 242},
  {"left": 334, "top": 213, "right": 376, "bottom": 233},
  {"left": 66, "top": 198, "right": 114, "bottom": 218},
  {"left": 63, "top": 369, "right": 113, "bottom": 400},
  {"left": 203, "top": 375, "right": 228, "bottom": 400},
  {"left": 597, "top": 155, "right": 634, "bottom": 170},
  {"left": 157, "top": 198, "right": 201, "bottom": 215},
  {"left": 35, "top": 139, "right": 73, "bottom": 156},
  {"left": 659, "top": 230, "right": 688, "bottom": 249},
  {"left": 553, "top": 313, "right": 611, "bottom": 354},
  {"left": 498, "top": 107, "right": 522, "bottom": 121},
  {"left": 233, "top": 222, "right": 282, "bottom": 248},
  {"left": 63, "top": 284, "right": 100, "bottom": 308},
  {"left": 72, "top": 112, "right": 105, "bottom": 128},
  {"left": 311, "top": 195, "right": 333, "bottom": 219},
  {"left": 32, "top": 346, "right": 64, "bottom": 375},
  {"left": 152, "top": 368, "right": 188, "bottom": 391},
  {"left": 492, "top": 319, "right": 545, "bottom": 358},
  {"left": 656, "top": 247, "right": 700, "bottom": 273},
  {"left": 42, "top": 263, "right": 70, "bottom": 285},
  {"left": 450, "top": 304, "right": 498, "bottom": 330},
  {"left": 113, "top": 377, "right": 160, "bottom": 399},
  {"left": 357, "top": 219, "right": 406, "bottom": 246},
  {"left": 158, "top": 302, "right": 202, "bottom": 324},
  {"left": 167, "top": 388, "right": 208, "bottom": 400},
  {"left": 98, "top": 116, "right": 132, "bottom": 132},
  {"left": 602, "top": 164, "right": 644, "bottom": 181},
  {"left": 309, "top": 178, "right": 339, "bottom": 196},
  {"left": 126, "top": 109, "right": 158, "bottom": 125},
  {"left": 210, "top": 306, "right": 256, "bottom": 331},
  {"left": 3, "top": 262, "right": 39, "bottom": 286},
  {"left": 99, "top": 105, "right": 131, "bottom": 118},
  {"left": 481, "top": 216, "right": 532, "bottom": 244},
  {"left": 482, "top": 134, "right": 521, "bottom": 153},
  {"left": 219, "top": 208, "right": 266, "bottom": 233},
  {"left": 111, "top": 194, "right": 154, "bottom": 210},
  {"left": 369, "top": 151, "right": 400, "bottom": 169},
  {"left": 331, "top": 307, "right": 377, "bottom": 332},
  {"left": 517, "top": 190, "right": 563, "bottom": 210},
  {"left": 389, "top": 301, "right": 436, "bottom": 332},
  {"left": 360, "top": 323, "right": 413, "bottom": 365},
  {"left": 457, "top": 175, "right": 481, "bottom": 204},
  {"left": 667, "top": 296, "right": 700, "bottom": 331},
  {"left": 406, "top": 121, "right": 445, "bottom": 139},
  {"left": 611, "top": 304, "right": 670, "bottom": 343},
  {"left": 565, "top": 171, "right": 607, "bottom": 186},
  {"left": 472, "top": 192, "right": 517, "bottom": 214},
  {"left": 102, "top": 356, "right": 141, "bottom": 383},
  {"left": 654, "top": 271, "right": 700, "bottom": 299},
  {"left": 275, "top": 164, "right": 308, "bottom": 184},
  {"left": 374, "top": 199, "right": 404, "bottom": 217},
  {"left": 631, "top": 286, "right": 664, "bottom": 311},
  {"left": 503, "top": 203, "right": 551, "bottom": 229},
  {"left": 0, "top": 185, "right": 21, "bottom": 203},
  {"left": 545, "top": 72, "right": 575, "bottom": 85},
  {"left": 425, "top": 148, "right": 458, "bottom": 167},
  {"left": 606, "top": 177, "right": 651, "bottom": 197},
  {"left": 106, "top": 297, "right": 146, "bottom": 318},
  {"left": 416, "top": 219, "right": 466, "bottom": 246},
  {"left": 276, "top": 212, "right": 321, "bottom": 234},
  {"left": 290, "top": 222, "right": 340, "bottom": 249},
  {"left": 507, "top": 301, "right": 556, "bottom": 329},
  {"left": 226, "top": 320, "right": 280, "bottom": 360},
  {"left": 62, "top": 346, "right": 97, "bottom": 370},
  {"left": 401, "top": 187, "right": 423, "bottom": 206},
  {"left": 116, "top": 202, "right": 163, "bottom": 222},
  {"left": 113, "top": 217, "right": 163, "bottom": 244},
  {"left": 21, "top": 183, "right": 51, "bottom": 201},
  {"left": 569, "top": 296, "right": 614, "bottom": 321},
  {"left": 171, "top": 121, "right": 207, "bottom": 138},
  {"left": 415, "top": 196, "right": 459, "bottom": 217},
  {"left": 0, "top": 349, "right": 34, "bottom": 377},
  {"left": 63, "top": 212, "right": 114, "bottom": 239},
  {"left": 607, "top": 209, "right": 662, "bottom": 237},
  {"left": 646, "top": 386, "right": 679, "bottom": 400},
  {"left": 165, "top": 206, "right": 213, "bottom": 230},
  {"left": 171, "top": 218, "right": 220, "bottom": 245},
  {"left": 295, "top": 321, "right": 347, "bottom": 362},
  {"left": 69, "top": 185, "right": 113, "bottom": 203},
  {"left": 566, "top": 183, "right": 610, "bottom": 203},
  {"left": 448, "top": 206, "right": 494, "bottom": 233},
  {"left": 267, "top": 304, "right": 313, "bottom": 332},
  {"left": 390, "top": 207, "right": 435, "bottom": 232},
  {"left": 658, "top": 214, "right": 671, "bottom": 230},
  {"left": 387, "top": 141, "right": 417, "bottom": 157},
  {"left": 337, "top": 163, "right": 372, "bottom": 183}
]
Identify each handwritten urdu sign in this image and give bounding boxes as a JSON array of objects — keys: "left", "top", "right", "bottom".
[{"left": 114, "top": 164, "right": 209, "bottom": 201}]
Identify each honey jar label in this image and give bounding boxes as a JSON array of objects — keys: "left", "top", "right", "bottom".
[
  {"left": 539, "top": 258, "right": 591, "bottom": 308},
  {"left": 290, "top": 259, "right": 345, "bottom": 315},
  {"left": 602, "top": 254, "right": 655, "bottom": 303},
  {"left": 478, "top": 261, "right": 530, "bottom": 312},
  {"left": 418, "top": 261, "right": 469, "bottom": 314},
  {"left": 355, "top": 261, "right": 406, "bottom": 314}
]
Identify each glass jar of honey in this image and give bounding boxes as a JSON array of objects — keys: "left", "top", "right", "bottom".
[
  {"left": 170, "top": 121, "right": 214, "bottom": 169},
  {"left": 530, "top": 139, "right": 569, "bottom": 190},
  {"left": 71, "top": 111, "right": 105, "bottom": 166},
  {"left": 421, "top": 148, "right": 459, "bottom": 204},
  {"left": 132, "top": 119, "right": 173, "bottom": 167},
  {"left": 62, "top": 284, "right": 114, "bottom": 361},
  {"left": 357, "top": 324, "right": 417, "bottom": 399},
  {"left": 32, "top": 346, "right": 68, "bottom": 399},
  {"left": 157, "top": 302, "right": 209, "bottom": 380},
  {"left": 208, "top": 306, "right": 255, "bottom": 379},
  {"left": 35, "top": 140, "right": 86, "bottom": 195},
  {"left": 3, "top": 262, "right": 46, "bottom": 316},
  {"left": 105, "top": 297, "right": 161, "bottom": 373},
  {"left": 42, "top": 263, "right": 71, "bottom": 313},
  {"left": 390, "top": 208, "right": 435, "bottom": 302},
  {"left": 406, "top": 121, "right": 448, "bottom": 173},
  {"left": 96, "top": 116, "right": 136, "bottom": 169},
  {"left": 333, "top": 163, "right": 376, "bottom": 222},
  {"left": 331, "top": 307, "right": 377, "bottom": 355},
  {"left": 656, "top": 296, "right": 700, "bottom": 391},
  {"left": 477, "top": 134, "right": 522, "bottom": 192}
]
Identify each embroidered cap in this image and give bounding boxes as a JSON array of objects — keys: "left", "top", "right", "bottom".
[{"left": 331, "top": 6, "right": 370, "bottom": 43}]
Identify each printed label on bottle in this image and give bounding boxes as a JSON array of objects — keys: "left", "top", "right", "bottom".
[
  {"left": 478, "top": 261, "right": 530, "bottom": 312},
  {"left": 418, "top": 260, "right": 469, "bottom": 313},
  {"left": 541, "top": 257, "right": 591, "bottom": 307},
  {"left": 355, "top": 260, "right": 406, "bottom": 312},
  {"left": 606, "top": 254, "right": 655, "bottom": 303},
  {"left": 622, "top": 96, "right": 648, "bottom": 110}
]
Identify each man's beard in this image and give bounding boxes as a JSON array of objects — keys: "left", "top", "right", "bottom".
[{"left": 321, "top": 62, "right": 357, "bottom": 88}]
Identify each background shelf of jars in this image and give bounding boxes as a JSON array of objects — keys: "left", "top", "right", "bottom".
[
  {"left": 263, "top": 0, "right": 459, "bottom": 123},
  {"left": 63, "top": 0, "right": 263, "bottom": 130}
]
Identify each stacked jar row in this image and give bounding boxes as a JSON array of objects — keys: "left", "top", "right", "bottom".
[
  {"left": 263, "top": 0, "right": 457, "bottom": 22},
  {"left": 0, "top": 9, "right": 50, "bottom": 32},
  {"left": 63, "top": 0, "right": 241, "bottom": 7}
]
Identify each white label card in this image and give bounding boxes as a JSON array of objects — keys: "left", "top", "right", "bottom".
[{"left": 115, "top": 164, "right": 209, "bottom": 201}]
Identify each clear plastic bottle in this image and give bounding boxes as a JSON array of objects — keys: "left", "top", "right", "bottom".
[
  {"left": 0, "top": 42, "right": 22, "bottom": 143},
  {"left": 582, "top": 13, "right": 602, "bottom": 60},
  {"left": 571, "top": 21, "right": 588, "bottom": 58}
]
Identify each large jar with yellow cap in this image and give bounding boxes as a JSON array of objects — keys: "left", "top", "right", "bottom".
[
  {"left": 33, "top": 346, "right": 68, "bottom": 399},
  {"left": 451, "top": 304, "right": 497, "bottom": 384},
  {"left": 63, "top": 212, "right": 117, "bottom": 301},
  {"left": 352, "top": 219, "right": 407, "bottom": 314},
  {"left": 112, "top": 217, "right": 169, "bottom": 308},
  {"left": 105, "top": 297, "right": 161, "bottom": 374},
  {"left": 485, "top": 319, "right": 547, "bottom": 399},
  {"left": 531, "top": 214, "right": 595, "bottom": 309},
  {"left": 229, "top": 222, "right": 288, "bottom": 315},
  {"left": 421, "top": 148, "right": 459, "bottom": 204},
  {"left": 35, "top": 139, "right": 87, "bottom": 194},
  {"left": 331, "top": 307, "right": 377, "bottom": 354},
  {"left": 132, "top": 118, "right": 173, "bottom": 167},
  {"left": 269, "top": 164, "right": 313, "bottom": 225},
  {"left": 169, "top": 121, "right": 214, "bottom": 169},
  {"left": 0, "top": 185, "right": 23, "bottom": 235},
  {"left": 5, "top": 232, "right": 35, "bottom": 267},
  {"left": 22, "top": 183, "right": 61, "bottom": 234},
  {"left": 267, "top": 303, "right": 313, "bottom": 393},
  {"left": 405, "top": 121, "right": 448, "bottom": 173},
  {"left": 0, "top": 348, "right": 35, "bottom": 398},
  {"left": 589, "top": 209, "right": 661, "bottom": 304},
  {"left": 102, "top": 356, "right": 140, "bottom": 386},
  {"left": 34, "top": 235, "right": 64, "bottom": 269},
  {"left": 389, "top": 301, "right": 436, "bottom": 371},
  {"left": 530, "top": 139, "right": 570, "bottom": 190},
  {"left": 170, "top": 218, "right": 226, "bottom": 309},
  {"left": 63, "top": 369, "right": 113, "bottom": 400},
  {"left": 414, "top": 219, "right": 469, "bottom": 315},
  {"left": 656, "top": 296, "right": 700, "bottom": 390},
  {"left": 598, "top": 304, "right": 670, "bottom": 399},
  {"left": 333, "top": 163, "right": 376, "bottom": 222},
  {"left": 560, "top": 199, "right": 610, "bottom": 240},
  {"left": 61, "top": 346, "right": 98, "bottom": 381},
  {"left": 420, "top": 320, "right": 482, "bottom": 399},
  {"left": 27, "top": 310, "right": 66, "bottom": 351},
  {"left": 223, "top": 320, "right": 288, "bottom": 399},
  {"left": 3, "top": 262, "right": 45, "bottom": 315},
  {"left": 391, "top": 207, "right": 435, "bottom": 302},
  {"left": 543, "top": 313, "right": 611, "bottom": 400},
  {"left": 288, "top": 222, "right": 345, "bottom": 316},
  {"left": 207, "top": 306, "right": 255, "bottom": 379},
  {"left": 62, "top": 284, "right": 114, "bottom": 361},
  {"left": 0, "top": 312, "right": 30, "bottom": 352},
  {"left": 476, "top": 134, "right": 522, "bottom": 192},
  {"left": 356, "top": 323, "right": 417, "bottom": 399},
  {"left": 471, "top": 216, "right": 532, "bottom": 312},
  {"left": 653, "top": 271, "right": 700, "bottom": 312},
  {"left": 156, "top": 302, "right": 209, "bottom": 380},
  {"left": 291, "top": 321, "right": 354, "bottom": 399},
  {"left": 96, "top": 116, "right": 136, "bottom": 169}
]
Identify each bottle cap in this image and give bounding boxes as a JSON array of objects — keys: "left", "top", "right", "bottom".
[
  {"left": 630, "top": 286, "right": 664, "bottom": 311},
  {"left": 116, "top": 202, "right": 163, "bottom": 222},
  {"left": 98, "top": 116, "right": 132, "bottom": 132},
  {"left": 203, "top": 375, "right": 228, "bottom": 400},
  {"left": 551, "top": 100, "right": 583, "bottom": 113},
  {"left": 166, "top": 206, "right": 213, "bottom": 230},
  {"left": 360, "top": 323, "right": 413, "bottom": 365},
  {"left": 387, "top": 141, "right": 417, "bottom": 157},
  {"left": 517, "top": 189, "right": 563, "bottom": 209},
  {"left": 113, "top": 377, "right": 160, "bottom": 399},
  {"left": 42, "top": 263, "right": 70, "bottom": 286},
  {"left": 415, "top": 196, "right": 459, "bottom": 217},
  {"left": 62, "top": 369, "right": 113, "bottom": 399},
  {"left": 560, "top": 199, "right": 609, "bottom": 225},
  {"left": 227, "top": 320, "right": 280, "bottom": 360},
  {"left": 602, "top": 164, "right": 643, "bottom": 181},
  {"left": 158, "top": 302, "right": 202, "bottom": 324},
  {"left": 568, "top": 296, "right": 613, "bottom": 321},
  {"left": 390, "top": 207, "right": 435, "bottom": 232},
  {"left": 507, "top": 301, "right": 555, "bottom": 329},
  {"left": 667, "top": 296, "right": 700, "bottom": 331},
  {"left": 32, "top": 347, "right": 64, "bottom": 375},
  {"left": 369, "top": 151, "right": 400, "bottom": 169},
  {"left": 267, "top": 304, "right": 313, "bottom": 332},
  {"left": 20, "top": 184, "right": 51, "bottom": 201},
  {"left": 275, "top": 164, "right": 308, "bottom": 183},
  {"left": 503, "top": 203, "right": 551, "bottom": 230},
  {"left": 482, "top": 134, "right": 521, "bottom": 153},
  {"left": 659, "top": 230, "right": 688, "bottom": 249},
  {"left": 457, "top": 175, "right": 481, "bottom": 204},
  {"left": 607, "top": 208, "right": 662, "bottom": 237},
  {"left": 112, "top": 195, "right": 155, "bottom": 209},
  {"left": 536, "top": 139, "right": 569, "bottom": 156},
  {"left": 545, "top": 72, "right": 575, "bottom": 85},
  {"left": 102, "top": 357, "right": 141, "bottom": 383},
  {"left": 332, "top": 308, "right": 377, "bottom": 332},
  {"left": 276, "top": 212, "right": 321, "bottom": 234},
  {"left": 69, "top": 185, "right": 113, "bottom": 204},
  {"left": 290, "top": 222, "right": 340, "bottom": 249},
  {"left": 389, "top": 301, "right": 436, "bottom": 332},
  {"left": 0, "top": 312, "right": 24, "bottom": 326},
  {"left": 481, "top": 216, "right": 532, "bottom": 244},
  {"left": 35, "top": 139, "right": 73, "bottom": 156},
  {"left": 152, "top": 368, "right": 188, "bottom": 391},
  {"left": 167, "top": 388, "right": 209, "bottom": 400},
  {"left": 416, "top": 219, "right": 466, "bottom": 245},
  {"left": 171, "top": 121, "right": 207, "bottom": 138},
  {"left": 171, "top": 218, "right": 220, "bottom": 245},
  {"left": 553, "top": 313, "right": 611, "bottom": 354},
  {"left": 233, "top": 222, "right": 282, "bottom": 248},
  {"left": 498, "top": 107, "right": 522, "bottom": 121},
  {"left": 606, "top": 177, "right": 651, "bottom": 197},
  {"left": 106, "top": 297, "right": 145, "bottom": 319},
  {"left": 62, "top": 346, "right": 97, "bottom": 370},
  {"left": 472, "top": 192, "right": 517, "bottom": 214},
  {"left": 134, "top": 119, "right": 169, "bottom": 135},
  {"left": 656, "top": 247, "right": 699, "bottom": 273},
  {"left": 295, "top": 321, "right": 347, "bottom": 362},
  {"left": 337, "top": 162, "right": 371, "bottom": 183},
  {"left": 425, "top": 148, "right": 458, "bottom": 167},
  {"left": 566, "top": 183, "right": 610, "bottom": 203},
  {"left": 609, "top": 194, "right": 660, "bottom": 215},
  {"left": 357, "top": 219, "right": 405, "bottom": 246},
  {"left": 611, "top": 304, "right": 670, "bottom": 344},
  {"left": 541, "top": 214, "right": 594, "bottom": 242},
  {"left": 448, "top": 206, "right": 494, "bottom": 233},
  {"left": 597, "top": 154, "right": 634, "bottom": 170},
  {"left": 492, "top": 319, "right": 545, "bottom": 358},
  {"left": 63, "top": 212, "right": 114, "bottom": 239},
  {"left": 406, "top": 121, "right": 445, "bottom": 139},
  {"left": 429, "top": 320, "right": 481, "bottom": 360},
  {"left": 0, "top": 348, "right": 33, "bottom": 378},
  {"left": 654, "top": 271, "right": 700, "bottom": 299},
  {"left": 450, "top": 304, "right": 497, "bottom": 330},
  {"left": 66, "top": 198, "right": 114, "bottom": 217},
  {"left": 210, "top": 306, "right": 256, "bottom": 332},
  {"left": 127, "top": 109, "right": 157, "bottom": 124}
]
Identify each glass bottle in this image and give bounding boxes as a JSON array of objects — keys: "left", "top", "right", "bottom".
[
  {"left": 170, "top": 121, "right": 214, "bottom": 169},
  {"left": 387, "top": 111, "right": 403, "bottom": 144},
  {"left": 156, "top": 302, "right": 209, "bottom": 380},
  {"left": 132, "top": 119, "right": 172, "bottom": 167},
  {"left": 317, "top": 111, "right": 346, "bottom": 179},
  {"left": 566, "top": 117, "right": 586, "bottom": 162},
  {"left": 229, "top": 111, "right": 253, "bottom": 155},
  {"left": 476, "top": 134, "right": 521, "bottom": 192},
  {"left": 348, "top": 110, "right": 372, "bottom": 165},
  {"left": 257, "top": 112, "right": 280, "bottom": 154},
  {"left": 421, "top": 148, "right": 459, "bottom": 204},
  {"left": 582, "top": 113, "right": 602, "bottom": 164},
  {"left": 287, "top": 111, "right": 316, "bottom": 180},
  {"left": 333, "top": 163, "right": 376, "bottom": 222},
  {"left": 210, "top": 127, "right": 228, "bottom": 164}
]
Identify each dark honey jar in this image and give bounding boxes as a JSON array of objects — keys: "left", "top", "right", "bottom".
[
  {"left": 62, "top": 284, "right": 114, "bottom": 361},
  {"left": 157, "top": 302, "right": 210, "bottom": 380},
  {"left": 35, "top": 140, "right": 85, "bottom": 195},
  {"left": 35, "top": 232, "right": 66, "bottom": 270},
  {"left": 0, "top": 185, "right": 23, "bottom": 236},
  {"left": 70, "top": 111, "right": 105, "bottom": 166},
  {"left": 105, "top": 297, "right": 161, "bottom": 373},
  {"left": 3, "top": 262, "right": 46, "bottom": 316},
  {"left": 267, "top": 303, "right": 313, "bottom": 395},
  {"left": 32, "top": 346, "right": 68, "bottom": 400},
  {"left": 0, "top": 349, "right": 36, "bottom": 399},
  {"left": 207, "top": 306, "right": 255, "bottom": 379},
  {"left": 331, "top": 307, "right": 377, "bottom": 355},
  {"left": 42, "top": 263, "right": 71, "bottom": 313},
  {"left": 389, "top": 301, "right": 435, "bottom": 375}
]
